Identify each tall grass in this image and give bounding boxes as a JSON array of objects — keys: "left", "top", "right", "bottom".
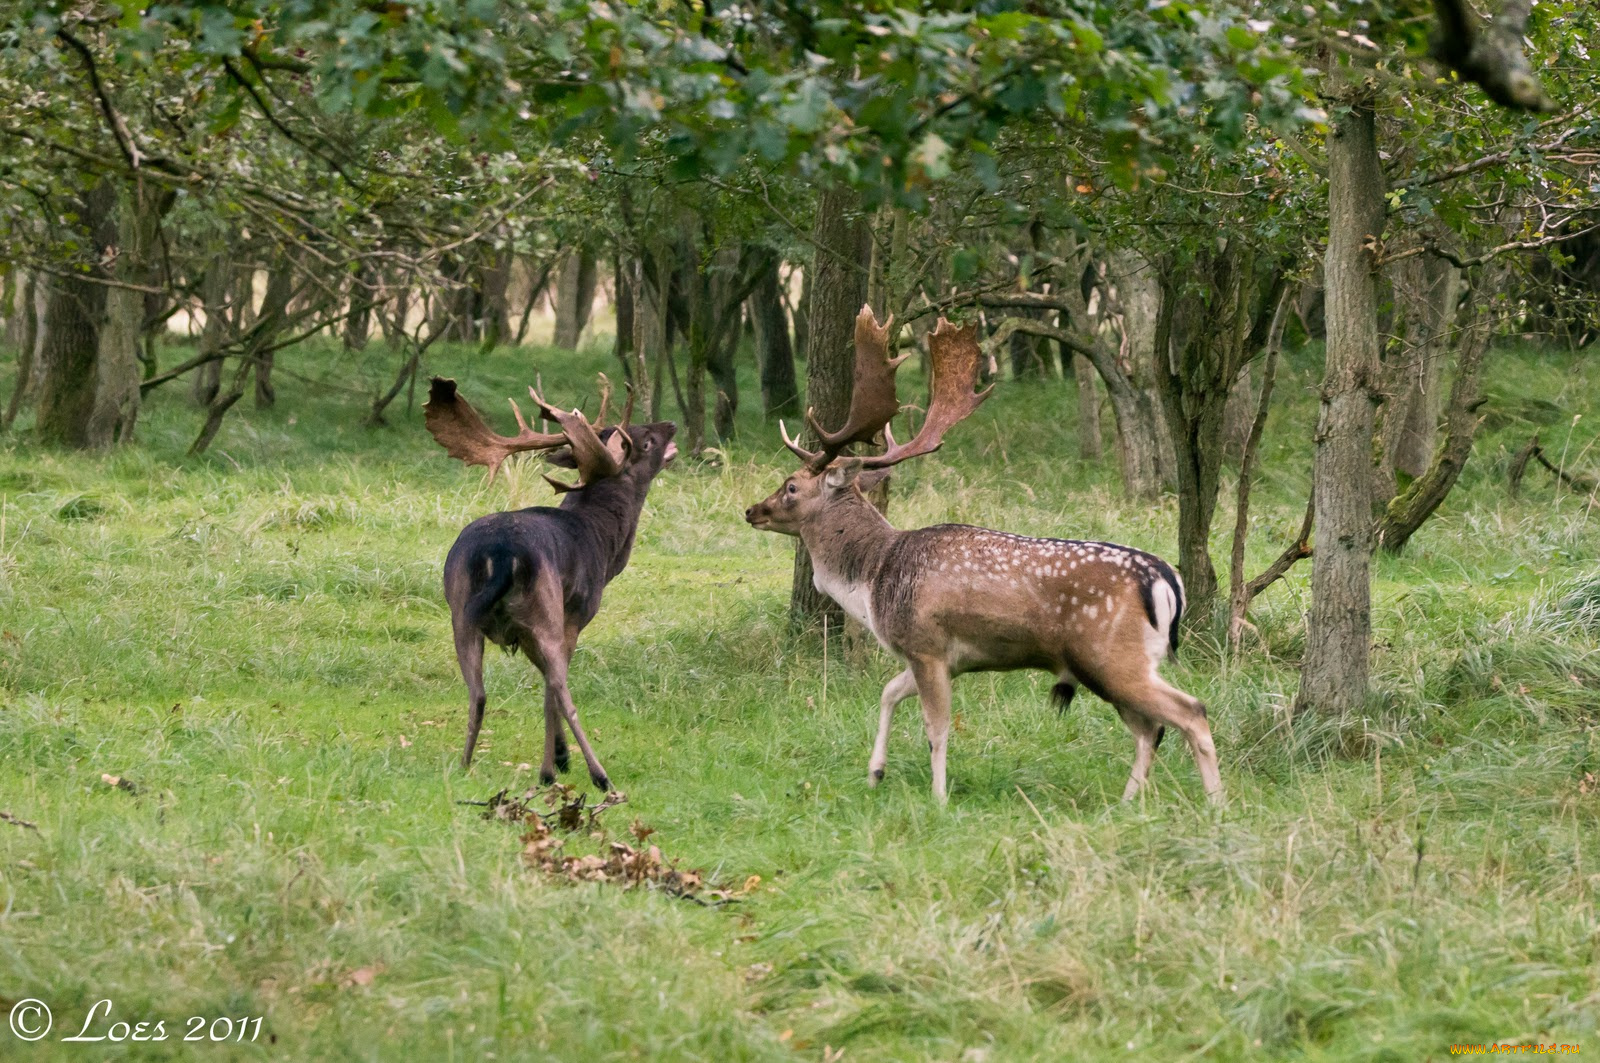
[{"left": 0, "top": 336, "right": 1597, "bottom": 1060}]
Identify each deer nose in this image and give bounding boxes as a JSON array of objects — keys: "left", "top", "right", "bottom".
[{"left": 744, "top": 505, "right": 755, "bottom": 520}]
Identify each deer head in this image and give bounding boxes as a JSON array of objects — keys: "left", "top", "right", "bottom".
[
  {"left": 745, "top": 305, "right": 991, "bottom": 535},
  {"left": 425, "top": 374, "right": 676, "bottom": 491}
]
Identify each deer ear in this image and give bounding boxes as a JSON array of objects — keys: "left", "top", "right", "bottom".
[
  {"left": 544, "top": 446, "right": 579, "bottom": 469},
  {"left": 823, "top": 459, "right": 863, "bottom": 494}
]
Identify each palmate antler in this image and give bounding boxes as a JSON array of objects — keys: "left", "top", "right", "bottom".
[
  {"left": 781, "top": 305, "right": 991, "bottom": 474},
  {"left": 424, "top": 374, "right": 630, "bottom": 490}
]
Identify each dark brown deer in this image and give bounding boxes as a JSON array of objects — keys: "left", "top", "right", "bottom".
[
  {"left": 425, "top": 376, "right": 677, "bottom": 788},
  {"left": 744, "top": 307, "right": 1220, "bottom": 804}
]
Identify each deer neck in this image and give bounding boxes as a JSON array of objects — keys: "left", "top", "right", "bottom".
[
  {"left": 561, "top": 473, "right": 654, "bottom": 582},
  {"left": 798, "top": 493, "right": 899, "bottom": 633}
]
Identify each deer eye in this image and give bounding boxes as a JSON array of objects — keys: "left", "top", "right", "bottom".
[
  {"left": 642, "top": 440, "right": 652, "bottom": 452},
  {"left": 786, "top": 483, "right": 797, "bottom": 495}
]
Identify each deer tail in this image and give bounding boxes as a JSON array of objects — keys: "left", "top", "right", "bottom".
[
  {"left": 1139, "top": 557, "right": 1186, "bottom": 656},
  {"left": 456, "top": 542, "right": 524, "bottom": 631}
]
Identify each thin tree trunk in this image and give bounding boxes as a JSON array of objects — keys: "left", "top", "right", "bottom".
[
  {"left": 1377, "top": 251, "right": 1461, "bottom": 503},
  {"left": 254, "top": 262, "right": 294, "bottom": 409},
  {"left": 192, "top": 255, "right": 231, "bottom": 405},
  {"left": 613, "top": 255, "right": 635, "bottom": 383},
  {"left": 1071, "top": 352, "right": 1101, "bottom": 460},
  {"left": 191, "top": 257, "right": 295, "bottom": 455},
  {"left": 1297, "top": 91, "right": 1385, "bottom": 718},
  {"left": 2, "top": 271, "right": 38, "bottom": 431},
  {"left": 748, "top": 256, "right": 799, "bottom": 417},
  {"left": 343, "top": 262, "right": 374, "bottom": 351},
  {"left": 791, "top": 186, "right": 869, "bottom": 630},
  {"left": 792, "top": 266, "right": 811, "bottom": 373},
  {"left": 1109, "top": 250, "right": 1177, "bottom": 494}
]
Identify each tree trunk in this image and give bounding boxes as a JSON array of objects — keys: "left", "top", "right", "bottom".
[
  {"left": 478, "top": 252, "right": 512, "bottom": 350},
  {"left": 748, "top": 256, "right": 799, "bottom": 417},
  {"left": 1296, "top": 92, "right": 1385, "bottom": 718},
  {"left": 632, "top": 254, "right": 664, "bottom": 422},
  {"left": 253, "top": 263, "right": 293, "bottom": 409},
  {"left": 1071, "top": 352, "right": 1101, "bottom": 460},
  {"left": 613, "top": 255, "right": 636, "bottom": 383},
  {"left": 792, "top": 266, "right": 811, "bottom": 374},
  {"left": 88, "top": 181, "right": 169, "bottom": 447},
  {"left": 343, "top": 262, "right": 374, "bottom": 351},
  {"left": 552, "top": 247, "right": 598, "bottom": 350},
  {"left": 1221, "top": 362, "right": 1256, "bottom": 463},
  {"left": 191, "top": 256, "right": 295, "bottom": 455},
  {"left": 791, "top": 187, "right": 869, "bottom": 630},
  {"left": 1374, "top": 292, "right": 1490, "bottom": 553},
  {"left": 1106, "top": 250, "right": 1176, "bottom": 495},
  {"left": 1376, "top": 251, "right": 1461, "bottom": 503},
  {"left": 192, "top": 255, "right": 231, "bottom": 405},
  {"left": 36, "top": 180, "right": 115, "bottom": 448},
  {"left": 707, "top": 248, "right": 743, "bottom": 443},
  {"left": 2, "top": 271, "right": 39, "bottom": 431}
]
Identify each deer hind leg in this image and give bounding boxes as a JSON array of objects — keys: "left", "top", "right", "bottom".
[
  {"left": 538, "top": 624, "right": 578, "bottom": 783},
  {"left": 453, "top": 623, "right": 487, "bottom": 771},
  {"left": 527, "top": 622, "right": 610, "bottom": 792},
  {"left": 869, "top": 668, "right": 919, "bottom": 787},
  {"left": 908, "top": 657, "right": 954, "bottom": 804},
  {"left": 1117, "top": 676, "right": 1222, "bottom": 804},
  {"left": 1113, "top": 706, "right": 1163, "bottom": 801}
]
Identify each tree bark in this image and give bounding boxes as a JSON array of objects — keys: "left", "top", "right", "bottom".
[
  {"left": 88, "top": 181, "right": 169, "bottom": 447},
  {"left": 552, "top": 247, "right": 598, "bottom": 350},
  {"left": 2, "top": 271, "right": 39, "bottom": 432},
  {"left": 253, "top": 262, "right": 293, "bottom": 410},
  {"left": 748, "top": 256, "right": 799, "bottom": 417},
  {"left": 192, "top": 255, "right": 231, "bottom": 405},
  {"left": 1374, "top": 294, "right": 1490, "bottom": 553},
  {"left": 1376, "top": 251, "right": 1460, "bottom": 504},
  {"left": 191, "top": 256, "right": 295, "bottom": 455},
  {"left": 1296, "top": 91, "right": 1385, "bottom": 718},
  {"left": 791, "top": 186, "right": 869, "bottom": 630},
  {"left": 1069, "top": 351, "right": 1101, "bottom": 461},
  {"left": 343, "top": 262, "right": 374, "bottom": 352},
  {"left": 1106, "top": 250, "right": 1176, "bottom": 496},
  {"left": 36, "top": 180, "right": 115, "bottom": 448},
  {"left": 613, "top": 255, "right": 636, "bottom": 383}
]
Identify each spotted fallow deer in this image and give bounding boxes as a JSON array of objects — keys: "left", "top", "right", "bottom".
[
  {"left": 425, "top": 376, "right": 677, "bottom": 789},
  {"left": 744, "top": 307, "right": 1220, "bottom": 804}
]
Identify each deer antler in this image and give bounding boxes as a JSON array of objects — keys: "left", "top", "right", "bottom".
[
  {"left": 782, "top": 305, "right": 909, "bottom": 471},
  {"left": 527, "top": 383, "right": 629, "bottom": 493},
  {"left": 424, "top": 377, "right": 569, "bottom": 483},
  {"left": 857, "top": 317, "right": 991, "bottom": 470},
  {"left": 425, "top": 376, "right": 632, "bottom": 490}
]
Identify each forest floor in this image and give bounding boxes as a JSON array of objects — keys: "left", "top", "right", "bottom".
[{"left": 1, "top": 336, "right": 1598, "bottom": 1061}]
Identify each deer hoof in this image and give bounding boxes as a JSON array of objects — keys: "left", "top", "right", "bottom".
[
  {"left": 869, "top": 768, "right": 885, "bottom": 787},
  {"left": 590, "top": 772, "right": 611, "bottom": 792},
  {"left": 554, "top": 749, "right": 570, "bottom": 773},
  {"left": 539, "top": 769, "right": 557, "bottom": 786}
]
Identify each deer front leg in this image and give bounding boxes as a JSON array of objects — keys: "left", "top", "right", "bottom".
[
  {"left": 908, "top": 657, "right": 954, "bottom": 804},
  {"left": 869, "top": 668, "right": 918, "bottom": 787}
]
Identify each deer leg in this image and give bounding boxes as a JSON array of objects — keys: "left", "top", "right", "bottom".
[
  {"left": 908, "top": 657, "right": 954, "bottom": 804},
  {"left": 538, "top": 624, "right": 579, "bottom": 782},
  {"left": 1113, "top": 706, "right": 1163, "bottom": 801},
  {"left": 869, "top": 668, "right": 919, "bottom": 787},
  {"left": 454, "top": 625, "right": 487, "bottom": 771},
  {"left": 1120, "top": 678, "right": 1222, "bottom": 804}
]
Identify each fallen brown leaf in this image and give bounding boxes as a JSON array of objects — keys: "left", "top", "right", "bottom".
[
  {"left": 340, "top": 966, "right": 381, "bottom": 988},
  {"left": 0, "top": 811, "right": 38, "bottom": 831}
]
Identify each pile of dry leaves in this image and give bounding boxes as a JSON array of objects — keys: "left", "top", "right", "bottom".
[{"left": 473, "top": 784, "right": 756, "bottom": 905}]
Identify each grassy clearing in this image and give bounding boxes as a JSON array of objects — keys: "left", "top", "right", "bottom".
[{"left": 1, "top": 335, "right": 1598, "bottom": 1061}]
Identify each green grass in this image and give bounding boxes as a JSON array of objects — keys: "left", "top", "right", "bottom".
[{"left": 1, "top": 333, "right": 1598, "bottom": 1061}]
